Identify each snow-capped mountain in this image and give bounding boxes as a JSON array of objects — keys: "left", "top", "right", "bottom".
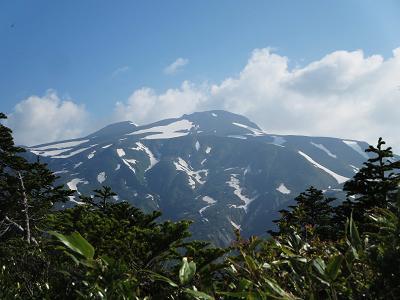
[{"left": 27, "top": 110, "right": 371, "bottom": 245}]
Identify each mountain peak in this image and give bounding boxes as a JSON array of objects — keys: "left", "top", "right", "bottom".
[
  {"left": 124, "top": 110, "right": 266, "bottom": 140},
  {"left": 88, "top": 121, "right": 137, "bottom": 138}
]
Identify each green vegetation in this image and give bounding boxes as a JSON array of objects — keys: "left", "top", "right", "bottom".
[{"left": 1, "top": 112, "right": 399, "bottom": 299}]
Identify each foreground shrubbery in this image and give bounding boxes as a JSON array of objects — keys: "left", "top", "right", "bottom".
[{"left": 1, "top": 113, "right": 399, "bottom": 299}]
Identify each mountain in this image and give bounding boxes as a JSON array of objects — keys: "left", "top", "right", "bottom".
[{"left": 27, "top": 110, "right": 371, "bottom": 245}]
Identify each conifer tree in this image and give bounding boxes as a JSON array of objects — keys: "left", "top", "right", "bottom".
[
  {"left": 337, "top": 137, "right": 400, "bottom": 229},
  {"left": 0, "top": 112, "right": 71, "bottom": 243},
  {"left": 269, "top": 186, "right": 334, "bottom": 239}
]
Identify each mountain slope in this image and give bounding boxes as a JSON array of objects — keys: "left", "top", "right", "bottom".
[{"left": 27, "top": 110, "right": 370, "bottom": 245}]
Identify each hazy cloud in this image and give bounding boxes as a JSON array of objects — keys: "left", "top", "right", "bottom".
[
  {"left": 164, "top": 57, "right": 189, "bottom": 75},
  {"left": 111, "top": 66, "right": 130, "bottom": 78},
  {"left": 5, "top": 90, "right": 91, "bottom": 146}
]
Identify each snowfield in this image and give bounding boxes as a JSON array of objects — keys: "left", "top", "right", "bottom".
[
  {"left": 227, "top": 174, "right": 254, "bottom": 212},
  {"left": 343, "top": 140, "right": 369, "bottom": 159},
  {"left": 311, "top": 142, "right": 337, "bottom": 158},
  {"left": 127, "top": 119, "right": 194, "bottom": 139},
  {"left": 298, "top": 151, "right": 349, "bottom": 184},
  {"left": 276, "top": 183, "right": 291, "bottom": 194}
]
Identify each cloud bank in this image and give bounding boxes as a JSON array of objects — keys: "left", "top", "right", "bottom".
[
  {"left": 5, "top": 90, "right": 91, "bottom": 146},
  {"left": 5, "top": 47, "right": 400, "bottom": 151},
  {"left": 116, "top": 47, "right": 400, "bottom": 149}
]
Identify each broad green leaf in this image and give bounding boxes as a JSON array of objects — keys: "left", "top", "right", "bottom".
[
  {"left": 179, "top": 257, "right": 196, "bottom": 285},
  {"left": 184, "top": 288, "right": 215, "bottom": 300},
  {"left": 243, "top": 253, "right": 258, "bottom": 273},
  {"left": 326, "top": 255, "right": 343, "bottom": 281},
  {"left": 49, "top": 231, "right": 94, "bottom": 260},
  {"left": 147, "top": 271, "right": 178, "bottom": 288},
  {"left": 311, "top": 258, "right": 326, "bottom": 276},
  {"left": 265, "top": 278, "right": 300, "bottom": 299}
]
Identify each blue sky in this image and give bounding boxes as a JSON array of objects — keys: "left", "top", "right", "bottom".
[{"left": 1, "top": 1, "right": 400, "bottom": 147}]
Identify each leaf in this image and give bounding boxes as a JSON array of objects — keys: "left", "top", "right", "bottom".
[
  {"left": 184, "top": 288, "right": 215, "bottom": 300},
  {"left": 265, "top": 278, "right": 300, "bottom": 299},
  {"left": 348, "top": 213, "right": 362, "bottom": 251},
  {"left": 311, "top": 258, "right": 326, "bottom": 276},
  {"left": 325, "top": 255, "right": 343, "bottom": 281},
  {"left": 179, "top": 257, "right": 196, "bottom": 285},
  {"left": 147, "top": 271, "right": 178, "bottom": 288},
  {"left": 217, "top": 291, "right": 250, "bottom": 298},
  {"left": 49, "top": 231, "right": 94, "bottom": 260}
]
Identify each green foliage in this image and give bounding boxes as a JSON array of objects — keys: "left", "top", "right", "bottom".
[{"left": 1, "top": 117, "right": 400, "bottom": 299}]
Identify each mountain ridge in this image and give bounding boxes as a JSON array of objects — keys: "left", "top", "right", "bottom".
[{"left": 26, "top": 110, "right": 371, "bottom": 245}]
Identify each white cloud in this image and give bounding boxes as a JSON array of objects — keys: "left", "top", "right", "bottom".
[
  {"left": 164, "top": 57, "right": 189, "bottom": 75},
  {"left": 111, "top": 66, "right": 130, "bottom": 78},
  {"left": 114, "top": 81, "right": 207, "bottom": 124},
  {"left": 5, "top": 90, "right": 91, "bottom": 146},
  {"left": 7, "top": 48, "right": 400, "bottom": 151},
  {"left": 115, "top": 47, "right": 400, "bottom": 150}
]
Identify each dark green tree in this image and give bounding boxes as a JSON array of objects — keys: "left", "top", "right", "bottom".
[
  {"left": 0, "top": 113, "right": 71, "bottom": 243},
  {"left": 0, "top": 112, "right": 73, "bottom": 298},
  {"left": 336, "top": 137, "right": 400, "bottom": 230},
  {"left": 269, "top": 187, "right": 335, "bottom": 240}
]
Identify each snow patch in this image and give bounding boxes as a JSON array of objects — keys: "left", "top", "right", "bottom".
[
  {"left": 121, "top": 158, "right": 137, "bottom": 174},
  {"left": 53, "top": 147, "right": 93, "bottom": 159},
  {"left": 128, "top": 119, "right": 194, "bottom": 139},
  {"left": 117, "top": 148, "right": 126, "bottom": 157},
  {"left": 227, "top": 174, "right": 254, "bottom": 212},
  {"left": 199, "top": 205, "right": 213, "bottom": 215},
  {"left": 276, "top": 183, "right": 291, "bottom": 194},
  {"left": 198, "top": 196, "right": 216, "bottom": 216},
  {"left": 131, "top": 142, "right": 159, "bottom": 171},
  {"left": 228, "top": 135, "right": 247, "bottom": 140},
  {"left": 343, "top": 140, "right": 368, "bottom": 159},
  {"left": 97, "top": 172, "right": 106, "bottom": 184},
  {"left": 232, "top": 122, "right": 266, "bottom": 136},
  {"left": 174, "top": 158, "right": 208, "bottom": 189},
  {"left": 66, "top": 178, "right": 88, "bottom": 192},
  {"left": 298, "top": 151, "right": 349, "bottom": 184},
  {"left": 244, "top": 166, "right": 251, "bottom": 176},
  {"left": 31, "top": 139, "right": 89, "bottom": 150},
  {"left": 349, "top": 164, "right": 360, "bottom": 173},
  {"left": 30, "top": 148, "right": 73, "bottom": 157},
  {"left": 202, "top": 196, "right": 217, "bottom": 204},
  {"left": 228, "top": 217, "right": 241, "bottom": 230},
  {"left": 53, "top": 169, "right": 69, "bottom": 174},
  {"left": 87, "top": 150, "right": 96, "bottom": 159},
  {"left": 270, "top": 136, "right": 286, "bottom": 147},
  {"left": 311, "top": 142, "right": 337, "bottom": 158}
]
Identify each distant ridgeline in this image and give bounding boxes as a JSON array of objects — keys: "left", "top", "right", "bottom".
[{"left": 26, "top": 110, "right": 373, "bottom": 245}]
